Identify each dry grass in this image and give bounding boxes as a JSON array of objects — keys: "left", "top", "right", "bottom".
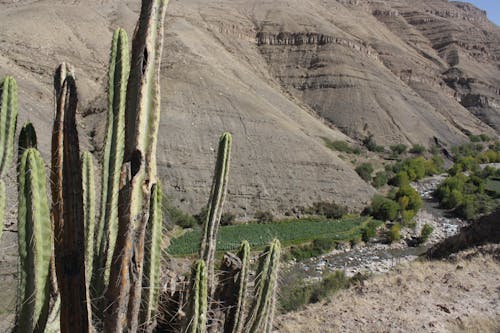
[{"left": 276, "top": 245, "right": 500, "bottom": 333}]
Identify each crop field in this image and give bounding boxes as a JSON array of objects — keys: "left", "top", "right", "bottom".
[{"left": 167, "top": 217, "right": 374, "bottom": 256}]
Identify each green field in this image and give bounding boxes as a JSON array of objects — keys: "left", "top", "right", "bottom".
[
  {"left": 485, "top": 178, "right": 500, "bottom": 196},
  {"left": 167, "top": 216, "right": 374, "bottom": 256}
]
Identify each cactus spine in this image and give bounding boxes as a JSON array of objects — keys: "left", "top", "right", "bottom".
[
  {"left": 0, "top": 76, "right": 18, "bottom": 178},
  {"left": 51, "top": 64, "right": 91, "bottom": 333},
  {"left": 185, "top": 260, "right": 208, "bottom": 333},
  {"left": 82, "top": 151, "right": 96, "bottom": 286},
  {"left": 245, "top": 239, "right": 281, "bottom": 333},
  {"left": 140, "top": 182, "right": 164, "bottom": 332},
  {"left": 94, "top": 28, "right": 129, "bottom": 296},
  {"left": 17, "top": 148, "right": 51, "bottom": 333},
  {"left": 200, "top": 132, "right": 232, "bottom": 295}
]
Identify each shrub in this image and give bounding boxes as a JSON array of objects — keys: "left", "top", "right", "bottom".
[
  {"left": 194, "top": 206, "right": 208, "bottom": 225},
  {"left": 469, "top": 134, "right": 482, "bottom": 142},
  {"left": 220, "top": 212, "right": 236, "bottom": 225},
  {"left": 395, "top": 184, "right": 422, "bottom": 211},
  {"left": 255, "top": 210, "right": 274, "bottom": 223},
  {"left": 363, "top": 134, "right": 385, "bottom": 152},
  {"left": 356, "top": 163, "right": 374, "bottom": 182},
  {"left": 387, "top": 223, "right": 401, "bottom": 243},
  {"left": 419, "top": 224, "right": 433, "bottom": 243},
  {"left": 361, "top": 220, "right": 378, "bottom": 242},
  {"left": 323, "top": 138, "right": 361, "bottom": 155},
  {"left": 409, "top": 144, "right": 426, "bottom": 155},
  {"left": 390, "top": 144, "right": 407, "bottom": 155},
  {"left": 307, "top": 201, "right": 348, "bottom": 219},
  {"left": 372, "top": 171, "right": 388, "bottom": 188},
  {"left": 370, "top": 195, "right": 399, "bottom": 221},
  {"left": 165, "top": 205, "right": 197, "bottom": 229}
]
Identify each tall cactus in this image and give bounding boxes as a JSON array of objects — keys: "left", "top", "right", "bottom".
[
  {"left": 51, "top": 63, "right": 91, "bottom": 333},
  {"left": 105, "top": 0, "right": 168, "bottom": 331},
  {"left": 93, "top": 28, "right": 129, "bottom": 298},
  {"left": 82, "top": 151, "right": 96, "bottom": 287},
  {"left": 245, "top": 239, "right": 281, "bottom": 333},
  {"left": 0, "top": 76, "right": 18, "bottom": 178},
  {"left": 17, "top": 148, "right": 51, "bottom": 333},
  {"left": 0, "top": 76, "right": 18, "bottom": 239},
  {"left": 185, "top": 260, "right": 208, "bottom": 333},
  {"left": 200, "top": 132, "right": 232, "bottom": 295},
  {"left": 140, "top": 182, "right": 164, "bottom": 332},
  {"left": 225, "top": 241, "right": 251, "bottom": 333}
]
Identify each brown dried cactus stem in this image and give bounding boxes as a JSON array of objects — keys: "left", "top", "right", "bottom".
[{"left": 51, "top": 65, "right": 91, "bottom": 333}]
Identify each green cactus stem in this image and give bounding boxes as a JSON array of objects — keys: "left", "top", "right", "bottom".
[
  {"left": 106, "top": 0, "right": 169, "bottom": 331},
  {"left": 0, "top": 76, "right": 18, "bottom": 178},
  {"left": 51, "top": 64, "right": 91, "bottom": 333},
  {"left": 81, "top": 151, "right": 96, "bottom": 286},
  {"left": 17, "top": 148, "right": 51, "bottom": 333},
  {"left": 245, "top": 239, "right": 281, "bottom": 333},
  {"left": 200, "top": 132, "right": 232, "bottom": 296},
  {"left": 94, "top": 28, "right": 129, "bottom": 298},
  {"left": 224, "top": 241, "right": 250, "bottom": 333},
  {"left": 140, "top": 182, "right": 164, "bottom": 332},
  {"left": 185, "top": 260, "right": 208, "bottom": 333}
]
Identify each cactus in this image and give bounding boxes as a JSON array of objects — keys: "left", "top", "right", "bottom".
[
  {"left": 0, "top": 76, "right": 18, "bottom": 240},
  {"left": 105, "top": 1, "right": 168, "bottom": 331},
  {"left": 140, "top": 182, "right": 164, "bottom": 332},
  {"left": 51, "top": 64, "right": 91, "bottom": 333},
  {"left": 200, "top": 132, "right": 232, "bottom": 295},
  {"left": 224, "top": 241, "right": 251, "bottom": 333},
  {"left": 94, "top": 28, "right": 129, "bottom": 298},
  {"left": 17, "top": 148, "right": 51, "bottom": 333},
  {"left": 82, "top": 151, "right": 96, "bottom": 286},
  {"left": 0, "top": 76, "right": 18, "bottom": 178},
  {"left": 245, "top": 239, "right": 281, "bottom": 333},
  {"left": 185, "top": 260, "right": 208, "bottom": 333}
]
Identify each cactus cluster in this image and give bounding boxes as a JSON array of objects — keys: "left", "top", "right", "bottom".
[{"left": 0, "top": 0, "right": 281, "bottom": 332}]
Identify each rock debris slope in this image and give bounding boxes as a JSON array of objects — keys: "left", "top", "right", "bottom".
[{"left": 0, "top": 0, "right": 498, "bottom": 215}]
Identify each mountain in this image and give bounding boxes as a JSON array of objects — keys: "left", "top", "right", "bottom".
[{"left": 0, "top": 0, "right": 498, "bottom": 216}]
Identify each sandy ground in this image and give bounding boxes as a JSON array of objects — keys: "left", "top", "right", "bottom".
[{"left": 276, "top": 245, "right": 500, "bottom": 333}]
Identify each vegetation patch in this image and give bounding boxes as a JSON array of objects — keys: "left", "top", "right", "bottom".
[{"left": 168, "top": 217, "right": 374, "bottom": 256}]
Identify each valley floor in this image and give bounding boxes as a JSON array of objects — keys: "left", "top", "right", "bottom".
[{"left": 276, "top": 245, "right": 500, "bottom": 333}]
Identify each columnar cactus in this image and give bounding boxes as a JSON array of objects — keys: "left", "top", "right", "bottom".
[
  {"left": 140, "top": 182, "right": 164, "bottom": 332},
  {"left": 225, "top": 241, "right": 251, "bottom": 333},
  {"left": 82, "top": 151, "right": 96, "bottom": 286},
  {"left": 0, "top": 76, "right": 18, "bottom": 239},
  {"left": 17, "top": 148, "right": 51, "bottom": 333},
  {"left": 105, "top": 1, "right": 168, "bottom": 331},
  {"left": 245, "top": 239, "right": 281, "bottom": 333},
  {"left": 94, "top": 28, "right": 129, "bottom": 298},
  {"left": 51, "top": 64, "right": 91, "bottom": 333},
  {"left": 18, "top": 122, "right": 37, "bottom": 162},
  {"left": 0, "top": 76, "right": 18, "bottom": 178},
  {"left": 200, "top": 132, "right": 232, "bottom": 295},
  {"left": 185, "top": 260, "right": 208, "bottom": 333}
]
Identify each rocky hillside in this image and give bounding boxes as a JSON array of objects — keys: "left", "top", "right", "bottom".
[{"left": 0, "top": 0, "right": 499, "bottom": 216}]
